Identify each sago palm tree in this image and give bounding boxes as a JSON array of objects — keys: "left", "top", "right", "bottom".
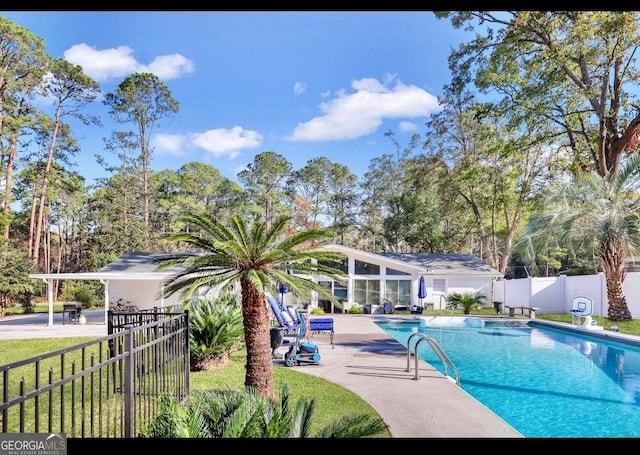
[
  {"left": 445, "top": 291, "right": 487, "bottom": 314},
  {"left": 184, "top": 294, "right": 245, "bottom": 371},
  {"left": 144, "top": 383, "right": 388, "bottom": 438},
  {"left": 518, "top": 153, "right": 640, "bottom": 321},
  {"left": 154, "top": 212, "right": 347, "bottom": 397}
]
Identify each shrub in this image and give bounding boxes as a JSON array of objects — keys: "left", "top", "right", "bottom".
[
  {"left": 445, "top": 292, "right": 487, "bottom": 314},
  {"left": 348, "top": 305, "right": 363, "bottom": 314},
  {"left": 60, "top": 281, "right": 101, "bottom": 308},
  {"left": 311, "top": 306, "right": 325, "bottom": 315},
  {"left": 143, "top": 382, "right": 388, "bottom": 438},
  {"left": 182, "top": 294, "right": 245, "bottom": 371}
]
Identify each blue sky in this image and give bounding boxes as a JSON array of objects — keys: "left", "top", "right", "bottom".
[{"left": 2, "top": 11, "right": 473, "bottom": 186}]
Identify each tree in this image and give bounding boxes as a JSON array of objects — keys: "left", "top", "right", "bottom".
[
  {"left": 518, "top": 153, "right": 640, "bottom": 321},
  {"left": 237, "top": 151, "right": 293, "bottom": 229},
  {"left": 359, "top": 132, "right": 415, "bottom": 252},
  {"left": 325, "top": 163, "right": 360, "bottom": 245},
  {"left": 286, "top": 157, "right": 333, "bottom": 231},
  {"left": 440, "top": 11, "right": 640, "bottom": 318},
  {"left": 0, "top": 17, "right": 50, "bottom": 239},
  {"left": 155, "top": 213, "right": 347, "bottom": 398},
  {"left": 30, "top": 58, "right": 100, "bottom": 268},
  {"left": 103, "top": 72, "right": 179, "bottom": 235},
  {"left": 0, "top": 240, "right": 36, "bottom": 316},
  {"left": 417, "top": 89, "right": 559, "bottom": 270}
]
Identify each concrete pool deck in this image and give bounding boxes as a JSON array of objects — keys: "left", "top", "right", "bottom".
[
  {"left": 0, "top": 310, "right": 522, "bottom": 438},
  {"left": 278, "top": 313, "right": 523, "bottom": 438}
]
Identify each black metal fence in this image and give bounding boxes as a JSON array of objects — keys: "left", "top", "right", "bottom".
[{"left": 0, "top": 308, "right": 190, "bottom": 438}]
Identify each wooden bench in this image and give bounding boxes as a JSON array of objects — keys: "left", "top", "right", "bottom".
[{"left": 506, "top": 305, "right": 540, "bottom": 318}]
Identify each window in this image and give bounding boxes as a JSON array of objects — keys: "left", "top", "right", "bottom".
[
  {"left": 333, "top": 281, "right": 347, "bottom": 299},
  {"left": 433, "top": 278, "right": 446, "bottom": 294},
  {"left": 320, "top": 258, "right": 348, "bottom": 273},
  {"left": 354, "top": 279, "right": 380, "bottom": 305},
  {"left": 385, "top": 279, "right": 411, "bottom": 305},
  {"left": 386, "top": 267, "right": 410, "bottom": 276},
  {"left": 355, "top": 260, "right": 380, "bottom": 275}
]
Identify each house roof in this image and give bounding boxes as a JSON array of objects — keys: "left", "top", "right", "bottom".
[
  {"left": 97, "top": 252, "right": 176, "bottom": 274},
  {"left": 322, "top": 244, "right": 503, "bottom": 278},
  {"left": 29, "top": 252, "right": 180, "bottom": 281},
  {"left": 30, "top": 247, "right": 502, "bottom": 282},
  {"left": 378, "top": 252, "right": 502, "bottom": 277}
]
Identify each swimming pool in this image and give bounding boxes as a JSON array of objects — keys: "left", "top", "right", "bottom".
[{"left": 375, "top": 317, "right": 640, "bottom": 437}]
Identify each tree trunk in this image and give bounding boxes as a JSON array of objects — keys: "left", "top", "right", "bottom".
[
  {"left": 240, "top": 277, "right": 274, "bottom": 398},
  {"left": 33, "top": 110, "right": 61, "bottom": 267},
  {"left": 601, "top": 238, "right": 632, "bottom": 321},
  {"left": 2, "top": 133, "right": 17, "bottom": 239}
]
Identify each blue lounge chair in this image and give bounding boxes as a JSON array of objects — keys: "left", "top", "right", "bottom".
[
  {"left": 309, "top": 316, "right": 334, "bottom": 348},
  {"left": 268, "top": 296, "right": 298, "bottom": 359}
]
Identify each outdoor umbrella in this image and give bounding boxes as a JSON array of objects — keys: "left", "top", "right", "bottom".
[
  {"left": 417, "top": 276, "right": 427, "bottom": 307},
  {"left": 278, "top": 283, "right": 288, "bottom": 306}
]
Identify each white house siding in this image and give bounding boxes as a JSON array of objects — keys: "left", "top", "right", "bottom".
[
  {"left": 426, "top": 277, "right": 495, "bottom": 310},
  {"left": 498, "top": 272, "right": 640, "bottom": 317},
  {"left": 109, "top": 279, "right": 184, "bottom": 310}
]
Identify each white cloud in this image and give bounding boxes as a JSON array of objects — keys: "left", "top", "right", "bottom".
[
  {"left": 63, "top": 43, "right": 194, "bottom": 82},
  {"left": 152, "top": 127, "right": 262, "bottom": 160},
  {"left": 146, "top": 54, "right": 195, "bottom": 80},
  {"left": 294, "top": 82, "right": 306, "bottom": 94},
  {"left": 398, "top": 121, "right": 419, "bottom": 133},
  {"left": 189, "top": 126, "right": 263, "bottom": 159},
  {"left": 286, "top": 75, "right": 441, "bottom": 142},
  {"left": 152, "top": 134, "right": 188, "bottom": 156}
]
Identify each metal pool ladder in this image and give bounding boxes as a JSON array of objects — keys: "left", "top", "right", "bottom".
[{"left": 406, "top": 332, "right": 460, "bottom": 386}]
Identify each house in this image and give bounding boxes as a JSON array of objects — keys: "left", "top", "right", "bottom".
[
  {"left": 29, "top": 252, "right": 183, "bottom": 326},
  {"left": 315, "top": 244, "right": 503, "bottom": 313},
  {"left": 29, "top": 246, "right": 503, "bottom": 325}
]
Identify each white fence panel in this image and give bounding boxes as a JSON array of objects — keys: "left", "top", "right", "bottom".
[
  {"left": 502, "top": 272, "right": 640, "bottom": 317},
  {"left": 530, "top": 277, "right": 562, "bottom": 311},
  {"left": 501, "top": 276, "right": 531, "bottom": 308}
]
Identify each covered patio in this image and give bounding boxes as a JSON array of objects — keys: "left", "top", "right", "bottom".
[{"left": 28, "top": 271, "right": 177, "bottom": 327}]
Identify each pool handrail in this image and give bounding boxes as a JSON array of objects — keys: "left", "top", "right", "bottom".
[{"left": 405, "top": 331, "right": 460, "bottom": 385}]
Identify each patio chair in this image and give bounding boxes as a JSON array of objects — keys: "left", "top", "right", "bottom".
[{"left": 267, "top": 296, "right": 299, "bottom": 359}]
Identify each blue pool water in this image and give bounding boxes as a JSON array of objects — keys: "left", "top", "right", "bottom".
[{"left": 376, "top": 317, "right": 640, "bottom": 438}]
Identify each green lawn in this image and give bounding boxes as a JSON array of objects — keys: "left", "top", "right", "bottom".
[
  {"left": 0, "top": 336, "right": 391, "bottom": 438},
  {"left": 4, "top": 305, "right": 640, "bottom": 438}
]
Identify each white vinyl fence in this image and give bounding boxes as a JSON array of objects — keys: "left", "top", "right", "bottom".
[{"left": 494, "top": 272, "right": 640, "bottom": 317}]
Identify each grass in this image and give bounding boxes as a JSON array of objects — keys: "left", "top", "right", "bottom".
[
  {"left": 189, "top": 349, "right": 389, "bottom": 436},
  {"left": 0, "top": 335, "right": 391, "bottom": 438},
  {"left": 4, "top": 302, "right": 100, "bottom": 315},
  {"left": 3, "top": 304, "right": 640, "bottom": 438}
]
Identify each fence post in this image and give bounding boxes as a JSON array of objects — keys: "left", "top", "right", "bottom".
[
  {"left": 124, "top": 325, "right": 135, "bottom": 438},
  {"left": 183, "top": 310, "right": 190, "bottom": 394},
  {"left": 599, "top": 272, "right": 607, "bottom": 317}
]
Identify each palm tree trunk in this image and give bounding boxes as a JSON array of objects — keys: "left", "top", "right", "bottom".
[
  {"left": 600, "top": 238, "right": 632, "bottom": 321},
  {"left": 240, "top": 277, "right": 274, "bottom": 398}
]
